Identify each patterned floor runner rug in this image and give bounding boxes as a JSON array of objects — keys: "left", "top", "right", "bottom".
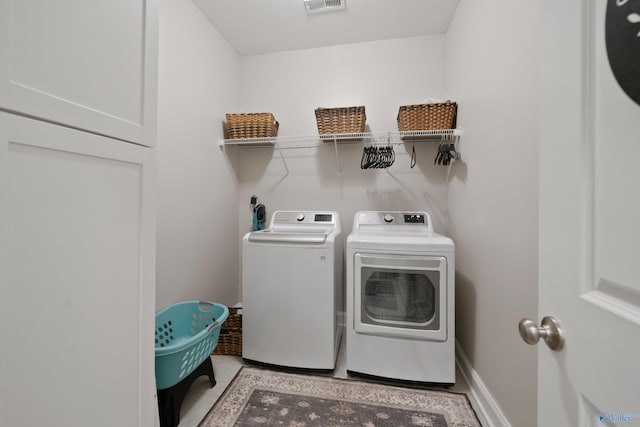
[{"left": 199, "top": 367, "right": 481, "bottom": 427}]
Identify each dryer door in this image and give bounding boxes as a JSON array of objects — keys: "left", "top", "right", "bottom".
[{"left": 353, "top": 254, "right": 447, "bottom": 341}]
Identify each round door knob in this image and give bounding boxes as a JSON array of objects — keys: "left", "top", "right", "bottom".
[
  {"left": 518, "top": 316, "right": 564, "bottom": 351},
  {"left": 296, "top": 214, "right": 305, "bottom": 222},
  {"left": 383, "top": 214, "right": 394, "bottom": 223}
]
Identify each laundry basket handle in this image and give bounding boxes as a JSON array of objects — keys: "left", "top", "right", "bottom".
[
  {"left": 206, "top": 320, "right": 220, "bottom": 332},
  {"left": 198, "top": 301, "right": 214, "bottom": 312},
  {"left": 198, "top": 302, "right": 219, "bottom": 332}
]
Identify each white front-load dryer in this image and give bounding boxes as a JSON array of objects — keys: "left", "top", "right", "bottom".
[
  {"left": 346, "top": 211, "right": 455, "bottom": 385},
  {"left": 242, "top": 211, "right": 342, "bottom": 370}
]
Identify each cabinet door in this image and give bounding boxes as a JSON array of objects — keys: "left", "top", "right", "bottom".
[
  {"left": 0, "top": 112, "right": 156, "bottom": 427},
  {"left": 0, "top": 0, "right": 158, "bottom": 147}
]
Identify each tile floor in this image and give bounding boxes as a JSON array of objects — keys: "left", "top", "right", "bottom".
[{"left": 176, "top": 333, "right": 485, "bottom": 426}]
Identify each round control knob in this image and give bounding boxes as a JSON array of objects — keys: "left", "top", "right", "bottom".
[
  {"left": 383, "top": 214, "right": 394, "bottom": 223},
  {"left": 296, "top": 214, "right": 305, "bottom": 222}
]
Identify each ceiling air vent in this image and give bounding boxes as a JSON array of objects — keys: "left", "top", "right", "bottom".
[{"left": 304, "top": 0, "right": 346, "bottom": 14}]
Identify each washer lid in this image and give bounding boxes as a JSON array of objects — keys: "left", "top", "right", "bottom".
[{"left": 248, "top": 230, "right": 329, "bottom": 244}]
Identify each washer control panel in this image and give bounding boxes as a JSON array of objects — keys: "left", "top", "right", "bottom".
[{"left": 272, "top": 211, "right": 336, "bottom": 225}]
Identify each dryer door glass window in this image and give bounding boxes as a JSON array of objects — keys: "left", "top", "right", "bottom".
[{"left": 361, "top": 268, "right": 440, "bottom": 330}]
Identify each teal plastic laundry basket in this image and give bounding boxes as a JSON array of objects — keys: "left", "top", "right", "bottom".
[{"left": 154, "top": 301, "right": 229, "bottom": 390}]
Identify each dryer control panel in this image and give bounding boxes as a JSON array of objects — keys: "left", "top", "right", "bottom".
[
  {"left": 403, "top": 213, "right": 425, "bottom": 223},
  {"left": 357, "top": 211, "right": 429, "bottom": 225},
  {"left": 354, "top": 211, "right": 434, "bottom": 233}
]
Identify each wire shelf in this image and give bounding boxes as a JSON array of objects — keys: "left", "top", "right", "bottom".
[
  {"left": 218, "top": 129, "right": 463, "bottom": 175},
  {"left": 219, "top": 129, "right": 462, "bottom": 147}
]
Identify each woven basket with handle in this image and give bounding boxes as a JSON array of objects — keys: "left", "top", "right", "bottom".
[
  {"left": 397, "top": 101, "right": 457, "bottom": 131},
  {"left": 315, "top": 106, "right": 366, "bottom": 135},
  {"left": 212, "top": 307, "right": 242, "bottom": 356},
  {"left": 226, "top": 113, "right": 279, "bottom": 139}
]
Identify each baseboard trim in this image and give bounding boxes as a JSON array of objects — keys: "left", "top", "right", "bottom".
[{"left": 455, "top": 340, "right": 512, "bottom": 427}]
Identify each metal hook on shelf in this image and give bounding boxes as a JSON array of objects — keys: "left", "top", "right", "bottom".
[
  {"left": 410, "top": 141, "right": 417, "bottom": 168},
  {"left": 360, "top": 136, "right": 395, "bottom": 169},
  {"left": 434, "top": 141, "right": 459, "bottom": 166}
]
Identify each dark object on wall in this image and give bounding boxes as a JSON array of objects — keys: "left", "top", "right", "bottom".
[
  {"left": 606, "top": 0, "right": 640, "bottom": 106},
  {"left": 360, "top": 144, "right": 395, "bottom": 169},
  {"left": 434, "top": 143, "right": 458, "bottom": 166},
  {"left": 253, "top": 204, "right": 265, "bottom": 231},
  {"left": 251, "top": 195, "right": 266, "bottom": 231}
]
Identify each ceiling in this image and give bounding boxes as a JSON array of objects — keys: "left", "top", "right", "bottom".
[{"left": 193, "top": 0, "right": 460, "bottom": 56}]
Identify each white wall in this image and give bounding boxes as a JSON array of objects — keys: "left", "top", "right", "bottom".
[
  {"left": 445, "top": 0, "right": 539, "bottom": 426},
  {"left": 233, "top": 36, "right": 452, "bottom": 243},
  {"left": 156, "top": 4, "right": 539, "bottom": 424},
  {"left": 156, "top": 0, "right": 241, "bottom": 309}
]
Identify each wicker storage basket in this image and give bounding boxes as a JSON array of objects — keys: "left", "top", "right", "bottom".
[
  {"left": 315, "top": 106, "right": 366, "bottom": 135},
  {"left": 397, "top": 102, "right": 458, "bottom": 131},
  {"left": 226, "top": 113, "right": 279, "bottom": 139},
  {"left": 212, "top": 307, "right": 242, "bottom": 356}
]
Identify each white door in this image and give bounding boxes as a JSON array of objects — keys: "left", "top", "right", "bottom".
[
  {"left": 537, "top": 0, "right": 640, "bottom": 425},
  {"left": 0, "top": 112, "right": 156, "bottom": 427}
]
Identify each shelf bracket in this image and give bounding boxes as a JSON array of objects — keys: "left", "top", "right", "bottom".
[
  {"left": 274, "top": 140, "right": 290, "bottom": 176},
  {"left": 333, "top": 136, "right": 341, "bottom": 173}
]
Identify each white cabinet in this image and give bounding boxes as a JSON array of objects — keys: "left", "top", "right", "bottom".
[
  {"left": 0, "top": 2, "right": 157, "bottom": 425},
  {"left": 0, "top": 0, "right": 158, "bottom": 147},
  {"left": 0, "top": 112, "right": 156, "bottom": 427}
]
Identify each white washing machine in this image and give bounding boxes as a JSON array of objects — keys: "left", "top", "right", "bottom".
[
  {"left": 346, "top": 211, "right": 455, "bottom": 385},
  {"left": 242, "top": 210, "right": 342, "bottom": 370}
]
